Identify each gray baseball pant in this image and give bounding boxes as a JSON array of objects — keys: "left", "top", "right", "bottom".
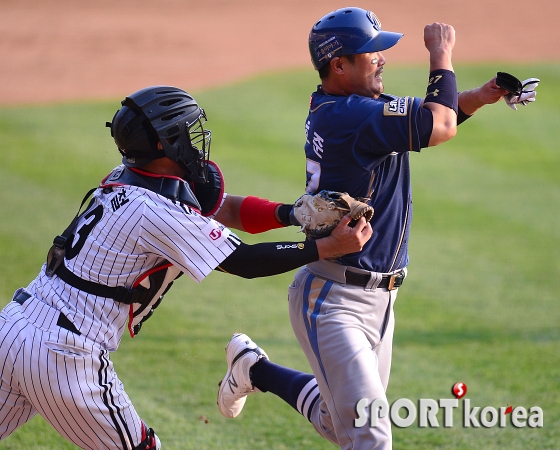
[{"left": 288, "top": 260, "right": 402, "bottom": 450}]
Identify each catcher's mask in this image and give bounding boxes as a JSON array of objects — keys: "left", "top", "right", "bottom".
[
  {"left": 309, "top": 7, "right": 403, "bottom": 70},
  {"left": 107, "top": 86, "right": 211, "bottom": 183}
]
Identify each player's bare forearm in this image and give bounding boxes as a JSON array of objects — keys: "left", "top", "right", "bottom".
[
  {"left": 214, "top": 194, "right": 244, "bottom": 230},
  {"left": 424, "top": 23, "right": 455, "bottom": 72},
  {"left": 316, "top": 215, "right": 372, "bottom": 259},
  {"left": 215, "top": 194, "right": 288, "bottom": 233},
  {"left": 429, "top": 48, "right": 453, "bottom": 73},
  {"left": 458, "top": 78, "right": 508, "bottom": 116}
]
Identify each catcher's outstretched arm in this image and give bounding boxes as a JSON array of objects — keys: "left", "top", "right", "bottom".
[
  {"left": 217, "top": 240, "right": 318, "bottom": 279},
  {"left": 217, "top": 216, "right": 371, "bottom": 279}
]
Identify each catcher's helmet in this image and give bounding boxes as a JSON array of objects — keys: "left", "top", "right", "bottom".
[
  {"left": 107, "top": 86, "right": 211, "bottom": 183},
  {"left": 309, "top": 7, "right": 403, "bottom": 70}
]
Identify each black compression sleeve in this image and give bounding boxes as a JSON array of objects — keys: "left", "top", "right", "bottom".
[{"left": 216, "top": 240, "right": 319, "bottom": 279}]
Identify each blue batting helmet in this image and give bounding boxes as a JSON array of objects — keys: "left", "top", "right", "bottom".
[{"left": 309, "top": 7, "right": 403, "bottom": 70}]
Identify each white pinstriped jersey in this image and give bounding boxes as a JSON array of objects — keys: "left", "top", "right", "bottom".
[{"left": 26, "top": 183, "right": 237, "bottom": 351}]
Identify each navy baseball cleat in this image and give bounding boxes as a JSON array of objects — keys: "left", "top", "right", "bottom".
[{"left": 217, "top": 333, "right": 268, "bottom": 418}]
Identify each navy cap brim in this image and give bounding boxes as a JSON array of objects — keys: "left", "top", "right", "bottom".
[{"left": 357, "top": 31, "right": 404, "bottom": 53}]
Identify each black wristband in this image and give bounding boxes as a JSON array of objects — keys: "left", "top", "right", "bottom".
[
  {"left": 276, "top": 204, "right": 300, "bottom": 226},
  {"left": 457, "top": 106, "right": 472, "bottom": 125},
  {"left": 424, "top": 69, "right": 458, "bottom": 114}
]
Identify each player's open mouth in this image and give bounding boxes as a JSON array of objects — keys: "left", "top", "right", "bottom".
[{"left": 375, "top": 68, "right": 383, "bottom": 80}]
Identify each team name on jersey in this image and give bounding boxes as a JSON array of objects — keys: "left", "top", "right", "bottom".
[
  {"left": 383, "top": 97, "right": 409, "bottom": 117},
  {"left": 312, "top": 132, "right": 324, "bottom": 159}
]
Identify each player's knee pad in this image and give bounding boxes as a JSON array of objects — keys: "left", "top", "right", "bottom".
[{"left": 133, "top": 422, "right": 161, "bottom": 450}]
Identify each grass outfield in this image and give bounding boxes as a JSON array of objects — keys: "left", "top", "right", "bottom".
[{"left": 0, "top": 62, "right": 559, "bottom": 449}]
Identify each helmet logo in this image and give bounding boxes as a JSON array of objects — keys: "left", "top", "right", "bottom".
[
  {"left": 315, "top": 36, "right": 343, "bottom": 64},
  {"left": 367, "top": 11, "right": 382, "bottom": 30}
]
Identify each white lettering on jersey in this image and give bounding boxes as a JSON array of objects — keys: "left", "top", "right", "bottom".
[
  {"left": 305, "top": 121, "right": 310, "bottom": 144},
  {"left": 202, "top": 220, "right": 231, "bottom": 247},
  {"left": 312, "top": 132, "right": 324, "bottom": 158},
  {"left": 383, "top": 97, "right": 409, "bottom": 116}
]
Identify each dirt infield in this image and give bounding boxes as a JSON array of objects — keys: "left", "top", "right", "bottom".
[{"left": 0, "top": 0, "right": 558, "bottom": 105}]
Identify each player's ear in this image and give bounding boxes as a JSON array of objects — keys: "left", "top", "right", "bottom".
[{"left": 330, "top": 57, "right": 346, "bottom": 75}]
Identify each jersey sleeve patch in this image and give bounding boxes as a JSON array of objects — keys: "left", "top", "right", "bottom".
[
  {"left": 201, "top": 220, "right": 231, "bottom": 247},
  {"left": 383, "top": 97, "right": 410, "bottom": 117}
]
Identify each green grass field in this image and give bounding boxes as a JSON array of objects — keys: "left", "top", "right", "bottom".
[{"left": 0, "top": 62, "right": 559, "bottom": 449}]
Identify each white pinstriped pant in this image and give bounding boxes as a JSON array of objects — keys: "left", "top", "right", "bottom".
[
  {"left": 289, "top": 260, "right": 401, "bottom": 450},
  {"left": 0, "top": 297, "right": 145, "bottom": 449}
]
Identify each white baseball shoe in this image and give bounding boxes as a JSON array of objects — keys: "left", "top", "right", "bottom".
[{"left": 217, "top": 333, "right": 268, "bottom": 418}]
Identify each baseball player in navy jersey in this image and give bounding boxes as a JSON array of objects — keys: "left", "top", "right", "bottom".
[
  {"left": 217, "top": 7, "right": 539, "bottom": 449},
  {"left": 0, "top": 85, "right": 372, "bottom": 449}
]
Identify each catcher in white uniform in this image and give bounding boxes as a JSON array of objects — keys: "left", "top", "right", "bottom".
[{"left": 0, "top": 86, "right": 372, "bottom": 449}]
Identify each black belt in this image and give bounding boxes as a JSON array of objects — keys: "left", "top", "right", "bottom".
[
  {"left": 13, "top": 291, "right": 81, "bottom": 335},
  {"left": 345, "top": 269, "right": 405, "bottom": 290}
]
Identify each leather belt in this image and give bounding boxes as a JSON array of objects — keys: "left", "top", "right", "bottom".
[
  {"left": 13, "top": 291, "right": 81, "bottom": 335},
  {"left": 345, "top": 269, "right": 405, "bottom": 290}
]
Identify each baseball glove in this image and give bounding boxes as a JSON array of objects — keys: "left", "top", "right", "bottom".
[
  {"left": 293, "top": 190, "right": 374, "bottom": 239},
  {"left": 496, "top": 71, "right": 540, "bottom": 111}
]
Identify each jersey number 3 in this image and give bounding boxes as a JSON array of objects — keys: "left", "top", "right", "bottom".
[{"left": 66, "top": 205, "right": 104, "bottom": 260}]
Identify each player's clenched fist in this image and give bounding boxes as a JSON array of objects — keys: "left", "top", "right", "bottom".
[{"left": 424, "top": 22, "right": 456, "bottom": 53}]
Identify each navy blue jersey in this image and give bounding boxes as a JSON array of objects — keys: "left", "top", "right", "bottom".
[{"left": 304, "top": 87, "right": 432, "bottom": 272}]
